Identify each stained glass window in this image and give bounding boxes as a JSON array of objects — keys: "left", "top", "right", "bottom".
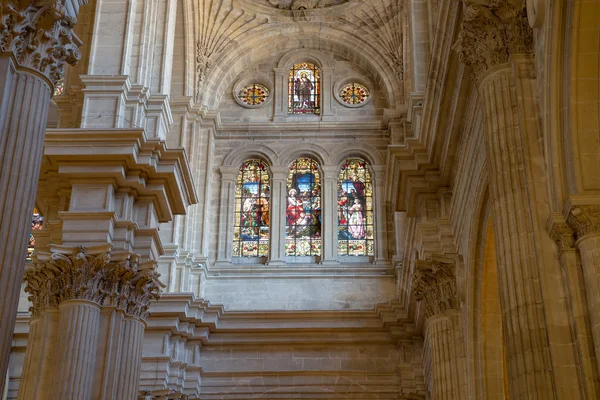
[
  {"left": 27, "top": 208, "right": 43, "bottom": 261},
  {"left": 337, "top": 159, "right": 374, "bottom": 256},
  {"left": 288, "top": 62, "right": 320, "bottom": 114},
  {"left": 53, "top": 79, "right": 64, "bottom": 97},
  {"left": 233, "top": 160, "right": 271, "bottom": 258},
  {"left": 339, "top": 83, "right": 370, "bottom": 105},
  {"left": 238, "top": 83, "right": 270, "bottom": 106},
  {"left": 286, "top": 158, "right": 322, "bottom": 256}
]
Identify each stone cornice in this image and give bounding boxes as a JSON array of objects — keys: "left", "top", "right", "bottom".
[
  {"left": 0, "top": 0, "right": 87, "bottom": 88},
  {"left": 454, "top": 1, "right": 533, "bottom": 81},
  {"left": 412, "top": 259, "right": 459, "bottom": 320},
  {"left": 24, "top": 245, "right": 164, "bottom": 320}
]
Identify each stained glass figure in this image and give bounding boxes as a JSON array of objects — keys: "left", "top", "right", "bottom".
[
  {"left": 337, "top": 159, "right": 374, "bottom": 256},
  {"left": 288, "top": 62, "right": 320, "bottom": 114},
  {"left": 53, "top": 79, "right": 64, "bottom": 97},
  {"left": 27, "top": 208, "right": 43, "bottom": 261},
  {"left": 339, "top": 83, "right": 370, "bottom": 105},
  {"left": 286, "top": 158, "right": 322, "bottom": 256},
  {"left": 238, "top": 83, "right": 270, "bottom": 106},
  {"left": 233, "top": 160, "right": 271, "bottom": 258}
]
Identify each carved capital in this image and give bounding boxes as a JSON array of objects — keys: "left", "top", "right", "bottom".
[
  {"left": 546, "top": 214, "right": 576, "bottom": 250},
  {"left": 567, "top": 205, "right": 600, "bottom": 241},
  {"left": 454, "top": 1, "right": 533, "bottom": 80},
  {"left": 0, "top": 0, "right": 86, "bottom": 89},
  {"left": 412, "top": 260, "right": 458, "bottom": 320},
  {"left": 24, "top": 246, "right": 164, "bottom": 320}
]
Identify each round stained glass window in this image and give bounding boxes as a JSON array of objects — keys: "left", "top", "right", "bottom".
[
  {"left": 339, "top": 83, "right": 370, "bottom": 105},
  {"left": 238, "top": 84, "right": 270, "bottom": 106}
]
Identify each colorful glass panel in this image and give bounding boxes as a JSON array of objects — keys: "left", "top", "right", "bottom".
[
  {"left": 288, "top": 62, "right": 320, "bottom": 114},
  {"left": 339, "top": 83, "right": 370, "bottom": 105},
  {"left": 337, "top": 159, "right": 374, "bottom": 256},
  {"left": 53, "top": 79, "right": 64, "bottom": 97},
  {"left": 238, "top": 83, "right": 270, "bottom": 106},
  {"left": 286, "top": 158, "right": 322, "bottom": 256},
  {"left": 27, "top": 208, "right": 43, "bottom": 261},
  {"left": 233, "top": 160, "right": 271, "bottom": 258}
]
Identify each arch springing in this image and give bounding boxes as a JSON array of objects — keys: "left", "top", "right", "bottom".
[
  {"left": 338, "top": 158, "right": 374, "bottom": 256},
  {"left": 233, "top": 160, "right": 271, "bottom": 257}
]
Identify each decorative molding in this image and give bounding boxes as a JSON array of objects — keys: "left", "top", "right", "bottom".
[
  {"left": 264, "top": 0, "right": 348, "bottom": 10},
  {"left": 24, "top": 245, "right": 164, "bottom": 320},
  {"left": 454, "top": 1, "right": 533, "bottom": 80},
  {"left": 412, "top": 260, "right": 458, "bottom": 320},
  {"left": 546, "top": 213, "right": 575, "bottom": 250},
  {"left": 567, "top": 205, "right": 600, "bottom": 240},
  {"left": 0, "top": 0, "right": 86, "bottom": 88}
]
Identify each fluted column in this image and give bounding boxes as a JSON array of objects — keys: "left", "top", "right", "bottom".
[
  {"left": 413, "top": 260, "right": 463, "bottom": 399},
  {"left": 268, "top": 167, "right": 288, "bottom": 265},
  {"left": 568, "top": 205, "right": 600, "bottom": 375},
  {"left": 18, "top": 246, "right": 162, "bottom": 400},
  {"left": 0, "top": 1, "right": 87, "bottom": 394},
  {"left": 455, "top": 4, "right": 555, "bottom": 398},
  {"left": 51, "top": 300, "right": 101, "bottom": 399}
]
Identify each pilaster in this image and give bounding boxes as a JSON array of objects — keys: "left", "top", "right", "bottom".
[{"left": 267, "top": 167, "right": 288, "bottom": 265}]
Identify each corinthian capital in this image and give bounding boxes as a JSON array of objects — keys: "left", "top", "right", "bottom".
[
  {"left": 454, "top": 0, "right": 533, "bottom": 80},
  {"left": 0, "top": 0, "right": 86, "bottom": 88},
  {"left": 567, "top": 205, "right": 600, "bottom": 241},
  {"left": 412, "top": 260, "right": 458, "bottom": 320},
  {"left": 24, "top": 245, "right": 164, "bottom": 320}
]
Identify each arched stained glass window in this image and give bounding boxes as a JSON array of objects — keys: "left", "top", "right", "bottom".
[
  {"left": 286, "top": 158, "right": 322, "bottom": 256},
  {"left": 233, "top": 160, "right": 271, "bottom": 258},
  {"left": 28, "top": 208, "right": 43, "bottom": 261},
  {"left": 338, "top": 159, "right": 374, "bottom": 256},
  {"left": 288, "top": 62, "right": 320, "bottom": 115}
]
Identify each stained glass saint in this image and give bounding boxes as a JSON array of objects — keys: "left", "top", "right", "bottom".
[
  {"left": 288, "top": 62, "right": 320, "bottom": 114},
  {"left": 28, "top": 208, "right": 43, "bottom": 261},
  {"left": 337, "top": 159, "right": 374, "bottom": 256},
  {"left": 286, "top": 158, "right": 322, "bottom": 256},
  {"left": 233, "top": 160, "right": 270, "bottom": 258}
]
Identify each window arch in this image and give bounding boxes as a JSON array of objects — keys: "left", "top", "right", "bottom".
[
  {"left": 288, "top": 62, "right": 320, "bottom": 115},
  {"left": 337, "top": 158, "right": 374, "bottom": 256},
  {"left": 233, "top": 160, "right": 271, "bottom": 258},
  {"left": 286, "top": 158, "right": 322, "bottom": 256}
]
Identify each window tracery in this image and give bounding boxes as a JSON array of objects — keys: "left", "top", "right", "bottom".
[
  {"left": 339, "top": 83, "right": 370, "bottom": 105},
  {"left": 288, "top": 62, "right": 320, "bottom": 114},
  {"left": 286, "top": 158, "right": 322, "bottom": 256},
  {"left": 338, "top": 158, "right": 374, "bottom": 256},
  {"left": 237, "top": 83, "right": 270, "bottom": 106},
  {"left": 233, "top": 160, "right": 271, "bottom": 258}
]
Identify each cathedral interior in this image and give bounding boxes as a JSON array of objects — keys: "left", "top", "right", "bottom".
[{"left": 0, "top": 0, "right": 598, "bottom": 399}]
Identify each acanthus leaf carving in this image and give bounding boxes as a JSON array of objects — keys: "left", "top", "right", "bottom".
[
  {"left": 24, "top": 246, "right": 164, "bottom": 320},
  {"left": 567, "top": 205, "right": 600, "bottom": 241},
  {"left": 454, "top": 1, "right": 533, "bottom": 81},
  {"left": 0, "top": 0, "right": 85, "bottom": 89},
  {"left": 412, "top": 260, "right": 458, "bottom": 320}
]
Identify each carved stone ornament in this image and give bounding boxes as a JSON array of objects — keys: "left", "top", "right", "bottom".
[
  {"left": 546, "top": 214, "right": 575, "bottom": 250},
  {"left": 412, "top": 261, "right": 458, "bottom": 320},
  {"left": 24, "top": 246, "right": 164, "bottom": 320},
  {"left": 567, "top": 205, "right": 600, "bottom": 241},
  {"left": 454, "top": 0, "right": 533, "bottom": 81},
  {"left": 0, "top": 0, "right": 85, "bottom": 88},
  {"left": 139, "top": 390, "right": 191, "bottom": 400},
  {"left": 265, "top": 0, "right": 348, "bottom": 10}
]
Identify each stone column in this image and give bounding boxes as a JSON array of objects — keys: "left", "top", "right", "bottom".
[
  {"left": 0, "top": 1, "right": 87, "bottom": 394},
  {"left": 455, "top": 5, "right": 556, "bottom": 397},
  {"left": 567, "top": 205, "right": 600, "bottom": 376},
  {"left": 18, "top": 246, "right": 162, "bottom": 400},
  {"left": 215, "top": 166, "right": 237, "bottom": 265},
  {"left": 548, "top": 215, "right": 600, "bottom": 398},
  {"left": 412, "top": 260, "right": 463, "bottom": 399},
  {"left": 320, "top": 166, "right": 339, "bottom": 265},
  {"left": 268, "top": 167, "right": 288, "bottom": 265}
]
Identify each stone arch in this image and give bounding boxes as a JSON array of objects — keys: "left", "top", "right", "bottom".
[
  {"left": 278, "top": 143, "right": 331, "bottom": 167},
  {"left": 276, "top": 48, "right": 336, "bottom": 70},
  {"left": 222, "top": 144, "right": 279, "bottom": 168},
  {"left": 331, "top": 143, "right": 384, "bottom": 167},
  {"left": 198, "top": 25, "right": 402, "bottom": 109}
]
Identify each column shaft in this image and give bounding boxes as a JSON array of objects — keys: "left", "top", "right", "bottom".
[
  {"left": 51, "top": 301, "right": 101, "bottom": 400},
  {"left": 479, "top": 66, "right": 554, "bottom": 398},
  {"left": 425, "top": 312, "right": 461, "bottom": 399},
  {"left": 577, "top": 234, "right": 600, "bottom": 373},
  {"left": 0, "top": 59, "right": 51, "bottom": 395},
  {"left": 113, "top": 318, "right": 146, "bottom": 399}
]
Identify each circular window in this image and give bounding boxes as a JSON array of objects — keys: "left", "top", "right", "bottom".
[
  {"left": 237, "top": 84, "right": 270, "bottom": 106},
  {"left": 339, "top": 83, "right": 370, "bottom": 105}
]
